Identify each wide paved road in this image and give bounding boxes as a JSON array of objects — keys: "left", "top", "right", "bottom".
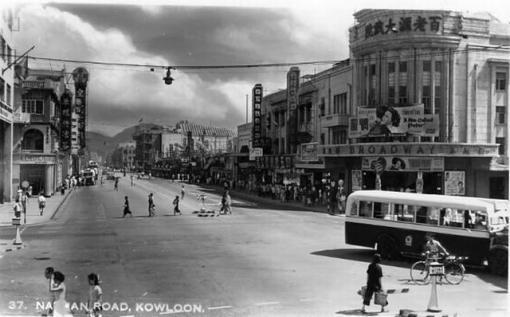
[{"left": 0, "top": 176, "right": 507, "bottom": 316}]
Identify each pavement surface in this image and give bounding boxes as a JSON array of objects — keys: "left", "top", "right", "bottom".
[
  {"left": 0, "top": 189, "right": 73, "bottom": 253},
  {"left": 0, "top": 175, "right": 507, "bottom": 317}
]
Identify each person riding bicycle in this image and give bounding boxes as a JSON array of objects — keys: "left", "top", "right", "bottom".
[{"left": 424, "top": 233, "right": 449, "bottom": 261}]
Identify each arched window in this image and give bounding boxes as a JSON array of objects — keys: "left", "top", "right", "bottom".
[{"left": 22, "top": 129, "right": 44, "bottom": 152}]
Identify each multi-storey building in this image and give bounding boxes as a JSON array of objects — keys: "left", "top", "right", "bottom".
[
  {"left": 259, "top": 9, "right": 508, "bottom": 199},
  {"left": 118, "top": 141, "right": 136, "bottom": 170},
  {"left": 321, "top": 9, "right": 508, "bottom": 198},
  {"left": 0, "top": 9, "right": 14, "bottom": 203},
  {"left": 13, "top": 68, "right": 67, "bottom": 196}
]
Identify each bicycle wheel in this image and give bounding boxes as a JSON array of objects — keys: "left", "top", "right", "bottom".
[
  {"left": 444, "top": 263, "right": 464, "bottom": 285},
  {"left": 410, "top": 261, "right": 430, "bottom": 285}
]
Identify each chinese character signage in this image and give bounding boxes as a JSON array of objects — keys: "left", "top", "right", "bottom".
[
  {"left": 72, "top": 67, "right": 89, "bottom": 149},
  {"left": 287, "top": 67, "right": 299, "bottom": 111},
  {"left": 59, "top": 89, "right": 73, "bottom": 151},
  {"left": 349, "top": 104, "right": 439, "bottom": 138},
  {"left": 252, "top": 84, "right": 263, "bottom": 147},
  {"left": 362, "top": 15, "right": 442, "bottom": 39}
]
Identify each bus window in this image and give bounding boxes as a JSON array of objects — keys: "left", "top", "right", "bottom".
[
  {"left": 398, "top": 205, "right": 415, "bottom": 222},
  {"left": 440, "top": 208, "right": 463, "bottom": 227},
  {"left": 472, "top": 211, "right": 488, "bottom": 231},
  {"left": 427, "top": 207, "right": 440, "bottom": 225},
  {"left": 349, "top": 201, "right": 359, "bottom": 216},
  {"left": 416, "top": 206, "right": 428, "bottom": 223},
  {"left": 359, "top": 201, "right": 373, "bottom": 217}
]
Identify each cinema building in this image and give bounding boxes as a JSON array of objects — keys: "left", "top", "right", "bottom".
[{"left": 318, "top": 9, "right": 509, "bottom": 198}]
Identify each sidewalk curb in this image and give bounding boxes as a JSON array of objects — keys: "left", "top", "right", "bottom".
[{"left": 48, "top": 189, "right": 74, "bottom": 221}]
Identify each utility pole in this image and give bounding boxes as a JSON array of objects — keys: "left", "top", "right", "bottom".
[{"left": 246, "top": 94, "right": 249, "bottom": 123}]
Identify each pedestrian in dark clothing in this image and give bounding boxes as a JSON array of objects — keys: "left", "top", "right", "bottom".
[
  {"left": 362, "top": 253, "right": 387, "bottom": 313},
  {"left": 148, "top": 193, "right": 156, "bottom": 217},
  {"left": 123, "top": 196, "right": 133, "bottom": 217},
  {"left": 114, "top": 178, "right": 119, "bottom": 191},
  {"left": 173, "top": 195, "right": 182, "bottom": 215}
]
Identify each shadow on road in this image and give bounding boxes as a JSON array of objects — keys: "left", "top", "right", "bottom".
[
  {"left": 312, "top": 248, "right": 508, "bottom": 290},
  {"left": 336, "top": 308, "right": 379, "bottom": 315}
]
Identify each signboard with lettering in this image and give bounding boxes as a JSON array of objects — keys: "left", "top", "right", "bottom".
[
  {"left": 59, "top": 89, "right": 73, "bottom": 151},
  {"left": 320, "top": 143, "right": 499, "bottom": 158},
  {"left": 349, "top": 104, "right": 439, "bottom": 138},
  {"left": 252, "top": 84, "right": 263, "bottom": 147},
  {"left": 249, "top": 147, "right": 263, "bottom": 161},
  {"left": 301, "top": 142, "right": 318, "bottom": 162},
  {"left": 361, "top": 156, "right": 444, "bottom": 171},
  {"left": 287, "top": 67, "right": 300, "bottom": 151},
  {"left": 72, "top": 67, "right": 89, "bottom": 150},
  {"left": 356, "top": 14, "right": 443, "bottom": 41}
]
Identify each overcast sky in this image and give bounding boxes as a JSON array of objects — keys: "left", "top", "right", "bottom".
[{"left": 8, "top": 0, "right": 510, "bottom": 136}]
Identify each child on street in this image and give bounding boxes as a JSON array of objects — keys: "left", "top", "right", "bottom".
[
  {"left": 173, "top": 195, "right": 182, "bottom": 216},
  {"left": 87, "top": 273, "right": 103, "bottom": 317}
]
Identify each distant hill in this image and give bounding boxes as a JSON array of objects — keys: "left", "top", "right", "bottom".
[{"left": 86, "top": 123, "right": 162, "bottom": 162}]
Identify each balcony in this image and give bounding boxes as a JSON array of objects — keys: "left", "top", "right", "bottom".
[
  {"left": 320, "top": 113, "right": 350, "bottom": 128},
  {"left": 13, "top": 111, "right": 31, "bottom": 124}
]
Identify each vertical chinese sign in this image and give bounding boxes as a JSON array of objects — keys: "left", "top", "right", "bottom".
[
  {"left": 59, "top": 89, "right": 73, "bottom": 151},
  {"left": 72, "top": 67, "right": 89, "bottom": 150},
  {"left": 252, "top": 84, "right": 263, "bottom": 148},
  {"left": 287, "top": 67, "right": 300, "bottom": 153}
]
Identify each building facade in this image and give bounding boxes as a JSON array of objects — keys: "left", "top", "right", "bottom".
[
  {"left": 319, "top": 9, "right": 508, "bottom": 198},
  {"left": 0, "top": 9, "right": 14, "bottom": 203},
  {"left": 258, "top": 9, "right": 508, "bottom": 199},
  {"left": 13, "top": 68, "right": 67, "bottom": 196}
]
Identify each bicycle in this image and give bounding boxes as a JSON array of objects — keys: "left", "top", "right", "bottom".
[{"left": 410, "top": 253, "right": 467, "bottom": 285}]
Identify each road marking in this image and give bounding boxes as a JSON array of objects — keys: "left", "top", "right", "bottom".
[
  {"left": 142, "top": 291, "right": 148, "bottom": 297},
  {"left": 254, "top": 301, "right": 280, "bottom": 306},
  {"left": 299, "top": 298, "right": 319, "bottom": 302},
  {"left": 208, "top": 305, "right": 232, "bottom": 310}
]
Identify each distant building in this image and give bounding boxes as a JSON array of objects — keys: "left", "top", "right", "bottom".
[{"left": 118, "top": 141, "right": 136, "bottom": 170}]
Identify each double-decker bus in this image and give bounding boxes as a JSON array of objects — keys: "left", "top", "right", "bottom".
[{"left": 345, "top": 190, "right": 508, "bottom": 275}]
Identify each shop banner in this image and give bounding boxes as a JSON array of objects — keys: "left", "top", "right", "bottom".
[
  {"left": 349, "top": 104, "right": 439, "bottom": 138},
  {"left": 361, "top": 156, "right": 444, "bottom": 172},
  {"left": 444, "top": 171, "right": 465, "bottom": 196},
  {"left": 249, "top": 147, "right": 263, "bottom": 161},
  {"left": 301, "top": 142, "right": 318, "bottom": 161}
]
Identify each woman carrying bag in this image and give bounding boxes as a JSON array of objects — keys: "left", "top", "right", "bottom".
[{"left": 361, "top": 253, "right": 388, "bottom": 313}]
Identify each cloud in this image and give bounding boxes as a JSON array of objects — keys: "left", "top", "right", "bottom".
[{"left": 14, "top": 4, "right": 255, "bottom": 136}]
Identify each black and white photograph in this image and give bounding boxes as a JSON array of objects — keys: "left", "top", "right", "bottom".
[{"left": 0, "top": 0, "right": 509, "bottom": 316}]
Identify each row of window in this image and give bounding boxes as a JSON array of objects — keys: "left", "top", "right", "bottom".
[
  {"left": 351, "top": 200, "right": 488, "bottom": 231},
  {"left": 0, "top": 77, "right": 12, "bottom": 106},
  {"left": 0, "top": 36, "right": 13, "bottom": 65}
]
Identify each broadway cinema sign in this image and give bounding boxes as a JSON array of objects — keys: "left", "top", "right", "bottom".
[{"left": 319, "top": 143, "right": 499, "bottom": 157}]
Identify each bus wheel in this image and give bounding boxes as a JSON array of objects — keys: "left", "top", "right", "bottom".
[
  {"left": 376, "top": 234, "right": 398, "bottom": 260},
  {"left": 488, "top": 249, "right": 508, "bottom": 276}
]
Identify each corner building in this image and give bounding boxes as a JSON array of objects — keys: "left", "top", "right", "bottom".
[{"left": 320, "top": 9, "right": 509, "bottom": 198}]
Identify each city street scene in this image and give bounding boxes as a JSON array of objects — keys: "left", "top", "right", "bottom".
[{"left": 0, "top": 1, "right": 509, "bottom": 316}]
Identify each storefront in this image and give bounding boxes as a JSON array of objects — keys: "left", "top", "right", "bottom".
[
  {"left": 320, "top": 143, "right": 499, "bottom": 196},
  {"left": 16, "top": 153, "right": 57, "bottom": 196}
]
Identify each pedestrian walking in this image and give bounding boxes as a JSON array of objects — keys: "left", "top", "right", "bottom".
[
  {"left": 87, "top": 273, "right": 103, "bottom": 317},
  {"left": 181, "top": 185, "right": 185, "bottom": 200},
  {"left": 20, "top": 190, "right": 28, "bottom": 224},
  {"left": 173, "top": 195, "right": 182, "bottom": 215},
  {"left": 13, "top": 198, "right": 22, "bottom": 219},
  {"left": 38, "top": 192, "right": 47, "bottom": 216},
  {"left": 130, "top": 174, "right": 134, "bottom": 186},
  {"left": 224, "top": 190, "right": 232, "bottom": 215},
  {"left": 114, "top": 178, "right": 119, "bottom": 191},
  {"left": 148, "top": 193, "right": 156, "bottom": 217},
  {"left": 123, "top": 196, "right": 133, "bottom": 218},
  {"left": 43, "top": 267, "right": 55, "bottom": 317},
  {"left": 361, "top": 253, "right": 388, "bottom": 313},
  {"left": 337, "top": 179, "right": 347, "bottom": 214}
]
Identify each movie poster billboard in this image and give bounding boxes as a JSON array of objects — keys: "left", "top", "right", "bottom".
[
  {"left": 349, "top": 104, "right": 439, "bottom": 138},
  {"left": 352, "top": 170, "right": 362, "bottom": 191},
  {"left": 301, "top": 142, "right": 318, "bottom": 162},
  {"left": 361, "top": 156, "right": 444, "bottom": 172},
  {"left": 444, "top": 171, "right": 465, "bottom": 196}
]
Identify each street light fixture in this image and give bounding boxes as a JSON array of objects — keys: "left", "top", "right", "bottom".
[{"left": 163, "top": 67, "right": 174, "bottom": 85}]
